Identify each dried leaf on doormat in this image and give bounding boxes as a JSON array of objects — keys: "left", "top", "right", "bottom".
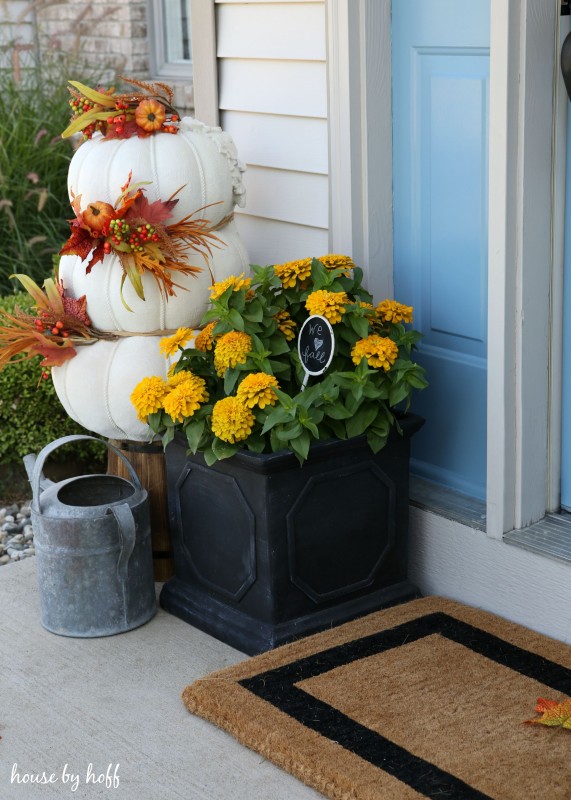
[{"left": 525, "top": 697, "right": 571, "bottom": 729}]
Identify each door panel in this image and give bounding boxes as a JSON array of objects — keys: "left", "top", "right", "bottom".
[{"left": 392, "top": 0, "right": 490, "bottom": 499}]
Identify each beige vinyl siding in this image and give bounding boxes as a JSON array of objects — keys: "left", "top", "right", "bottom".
[{"left": 215, "top": 0, "right": 328, "bottom": 266}]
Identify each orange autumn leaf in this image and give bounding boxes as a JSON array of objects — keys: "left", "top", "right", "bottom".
[{"left": 525, "top": 697, "right": 571, "bottom": 730}]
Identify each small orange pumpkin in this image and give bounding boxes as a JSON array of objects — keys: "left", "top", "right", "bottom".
[
  {"left": 83, "top": 201, "right": 116, "bottom": 234},
  {"left": 135, "top": 99, "right": 166, "bottom": 133}
]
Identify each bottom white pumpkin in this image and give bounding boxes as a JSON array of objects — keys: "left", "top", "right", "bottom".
[{"left": 52, "top": 336, "right": 179, "bottom": 441}]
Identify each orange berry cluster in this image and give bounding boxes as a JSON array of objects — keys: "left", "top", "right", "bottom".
[
  {"left": 162, "top": 115, "right": 179, "bottom": 135},
  {"left": 33, "top": 314, "right": 69, "bottom": 339},
  {"left": 106, "top": 112, "right": 128, "bottom": 136}
]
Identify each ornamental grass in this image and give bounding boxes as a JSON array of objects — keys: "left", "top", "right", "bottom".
[{"left": 131, "top": 255, "right": 428, "bottom": 465}]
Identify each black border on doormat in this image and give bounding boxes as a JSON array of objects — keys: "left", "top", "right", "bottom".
[{"left": 239, "top": 612, "right": 571, "bottom": 800}]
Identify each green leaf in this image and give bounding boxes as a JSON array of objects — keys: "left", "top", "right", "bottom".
[
  {"left": 227, "top": 308, "right": 245, "bottom": 331},
  {"left": 406, "top": 371, "right": 429, "bottom": 389},
  {"left": 301, "top": 419, "right": 319, "bottom": 438},
  {"left": 324, "top": 401, "right": 353, "bottom": 420},
  {"left": 350, "top": 383, "right": 364, "bottom": 403},
  {"left": 213, "top": 319, "right": 232, "bottom": 336},
  {"left": 243, "top": 300, "right": 264, "bottom": 323},
  {"left": 203, "top": 446, "right": 218, "bottom": 466},
  {"left": 346, "top": 403, "right": 379, "bottom": 438},
  {"left": 245, "top": 434, "right": 266, "bottom": 453},
  {"left": 162, "top": 426, "right": 175, "bottom": 449},
  {"left": 267, "top": 334, "right": 292, "bottom": 356},
  {"left": 212, "top": 437, "right": 240, "bottom": 460},
  {"left": 349, "top": 314, "right": 370, "bottom": 339},
  {"left": 326, "top": 418, "right": 348, "bottom": 440},
  {"left": 276, "top": 421, "right": 303, "bottom": 441},
  {"left": 268, "top": 359, "right": 290, "bottom": 375},
  {"left": 185, "top": 419, "right": 205, "bottom": 453},
  {"left": 290, "top": 430, "right": 311, "bottom": 463},
  {"left": 224, "top": 367, "right": 241, "bottom": 395},
  {"left": 147, "top": 411, "right": 163, "bottom": 432},
  {"left": 388, "top": 381, "right": 410, "bottom": 407},
  {"left": 261, "top": 405, "right": 292, "bottom": 434},
  {"left": 366, "top": 428, "right": 388, "bottom": 454},
  {"left": 270, "top": 428, "right": 283, "bottom": 453}
]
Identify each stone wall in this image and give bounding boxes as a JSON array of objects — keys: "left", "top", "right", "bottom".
[
  {"left": 36, "top": 0, "right": 149, "bottom": 85},
  {"left": 7, "top": 0, "right": 193, "bottom": 114}
]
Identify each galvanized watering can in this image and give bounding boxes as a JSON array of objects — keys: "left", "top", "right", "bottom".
[{"left": 24, "top": 435, "right": 156, "bottom": 637}]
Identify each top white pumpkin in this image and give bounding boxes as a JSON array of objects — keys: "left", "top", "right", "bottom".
[{"left": 68, "top": 118, "right": 246, "bottom": 227}]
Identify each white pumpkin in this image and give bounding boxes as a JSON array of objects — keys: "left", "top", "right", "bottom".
[
  {"left": 52, "top": 337, "right": 180, "bottom": 441},
  {"left": 58, "top": 218, "right": 250, "bottom": 333},
  {"left": 68, "top": 118, "right": 246, "bottom": 227}
]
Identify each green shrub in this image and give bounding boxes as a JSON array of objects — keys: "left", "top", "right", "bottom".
[{"left": 0, "top": 291, "right": 106, "bottom": 466}]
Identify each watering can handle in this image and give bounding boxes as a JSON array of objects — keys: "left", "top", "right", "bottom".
[
  {"left": 29, "top": 435, "right": 145, "bottom": 512},
  {"left": 107, "top": 503, "right": 138, "bottom": 626},
  {"left": 107, "top": 503, "right": 137, "bottom": 582}
]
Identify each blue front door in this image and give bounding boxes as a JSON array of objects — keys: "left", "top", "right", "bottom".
[{"left": 392, "top": 0, "right": 490, "bottom": 499}]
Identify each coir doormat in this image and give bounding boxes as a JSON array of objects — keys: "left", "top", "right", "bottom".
[{"left": 182, "top": 597, "right": 571, "bottom": 799}]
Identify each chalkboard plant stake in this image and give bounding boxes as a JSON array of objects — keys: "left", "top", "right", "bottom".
[{"left": 297, "top": 314, "right": 335, "bottom": 390}]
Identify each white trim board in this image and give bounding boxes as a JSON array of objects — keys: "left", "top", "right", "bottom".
[{"left": 409, "top": 506, "right": 571, "bottom": 644}]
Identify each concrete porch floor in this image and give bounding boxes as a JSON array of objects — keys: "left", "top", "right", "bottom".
[{"left": 0, "top": 559, "right": 321, "bottom": 799}]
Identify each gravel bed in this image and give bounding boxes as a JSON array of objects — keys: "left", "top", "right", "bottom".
[{"left": 0, "top": 500, "right": 34, "bottom": 565}]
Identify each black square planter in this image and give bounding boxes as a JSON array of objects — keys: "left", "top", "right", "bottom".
[{"left": 160, "top": 414, "right": 423, "bottom": 654}]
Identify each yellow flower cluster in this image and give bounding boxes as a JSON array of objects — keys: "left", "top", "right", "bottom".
[
  {"left": 131, "top": 371, "right": 209, "bottom": 424},
  {"left": 377, "top": 299, "right": 413, "bottom": 324},
  {"left": 159, "top": 327, "right": 194, "bottom": 358},
  {"left": 305, "top": 290, "right": 349, "bottom": 325},
  {"left": 213, "top": 331, "right": 252, "bottom": 376},
  {"left": 130, "top": 376, "right": 167, "bottom": 422},
  {"left": 211, "top": 396, "right": 255, "bottom": 443},
  {"left": 275, "top": 310, "right": 297, "bottom": 341},
  {"left": 273, "top": 258, "right": 312, "bottom": 288},
  {"left": 209, "top": 273, "right": 252, "bottom": 301},
  {"left": 162, "top": 373, "right": 209, "bottom": 423},
  {"left": 351, "top": 335, "right": 399, "bottom": 371},
  {"left": 195, "top": 321, "right": 217, "bottom": 352},
  {"left": 236, "top": 373, "right": 279, "bottom": 409}
]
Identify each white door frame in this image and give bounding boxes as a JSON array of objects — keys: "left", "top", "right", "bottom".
[{"left": 327, "top": 0, "right": 561, "bottom": 538}]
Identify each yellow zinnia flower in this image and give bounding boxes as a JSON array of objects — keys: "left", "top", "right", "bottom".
[
  {"left": 376, "top": 299, "right": 413, "bottom": 324},
  {"left": 167, "top": 368, "right": 196, "bottom": 387},
  {"left": 159, "top": 327, "right": 194, "bottom": 358},
  {"left": 130, "top": 376, "right": 167, "bottom": 422},
  {"left": 209, "top": 273, "right": 252, "bottom": 301},
  {"left": 162, "top": 375, "right": 209, "bottom": 423},
  {"left": 236, "top": 373, "right": 279, "bottom": 409},
  {"left": 211, "top": 396, "right": 255, "bottom": 444},
  {"left": 273, "top": 258, "right": 312, "bottom": 288},
  {"left": 305, "top": 290, "right": 349, "bottom": 325},
  {"left": 213, "top": 331, "right": 252, "bottom": 376},
  {"left": 351, "top": 335, "right": 399, "bottom": 371},
  {"left": 275, "top": 310, "right": 297, "bottom": 341},
  {"left": 195, "top": 321, "right": 217, "bottom": 352},
  {"left": 317, "top": 254, "right": 355, "bottom": 272}
]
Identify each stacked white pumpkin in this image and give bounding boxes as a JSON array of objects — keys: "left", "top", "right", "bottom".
[{"left": 53, "top": 119, "right": 248, "bottom": 441}]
